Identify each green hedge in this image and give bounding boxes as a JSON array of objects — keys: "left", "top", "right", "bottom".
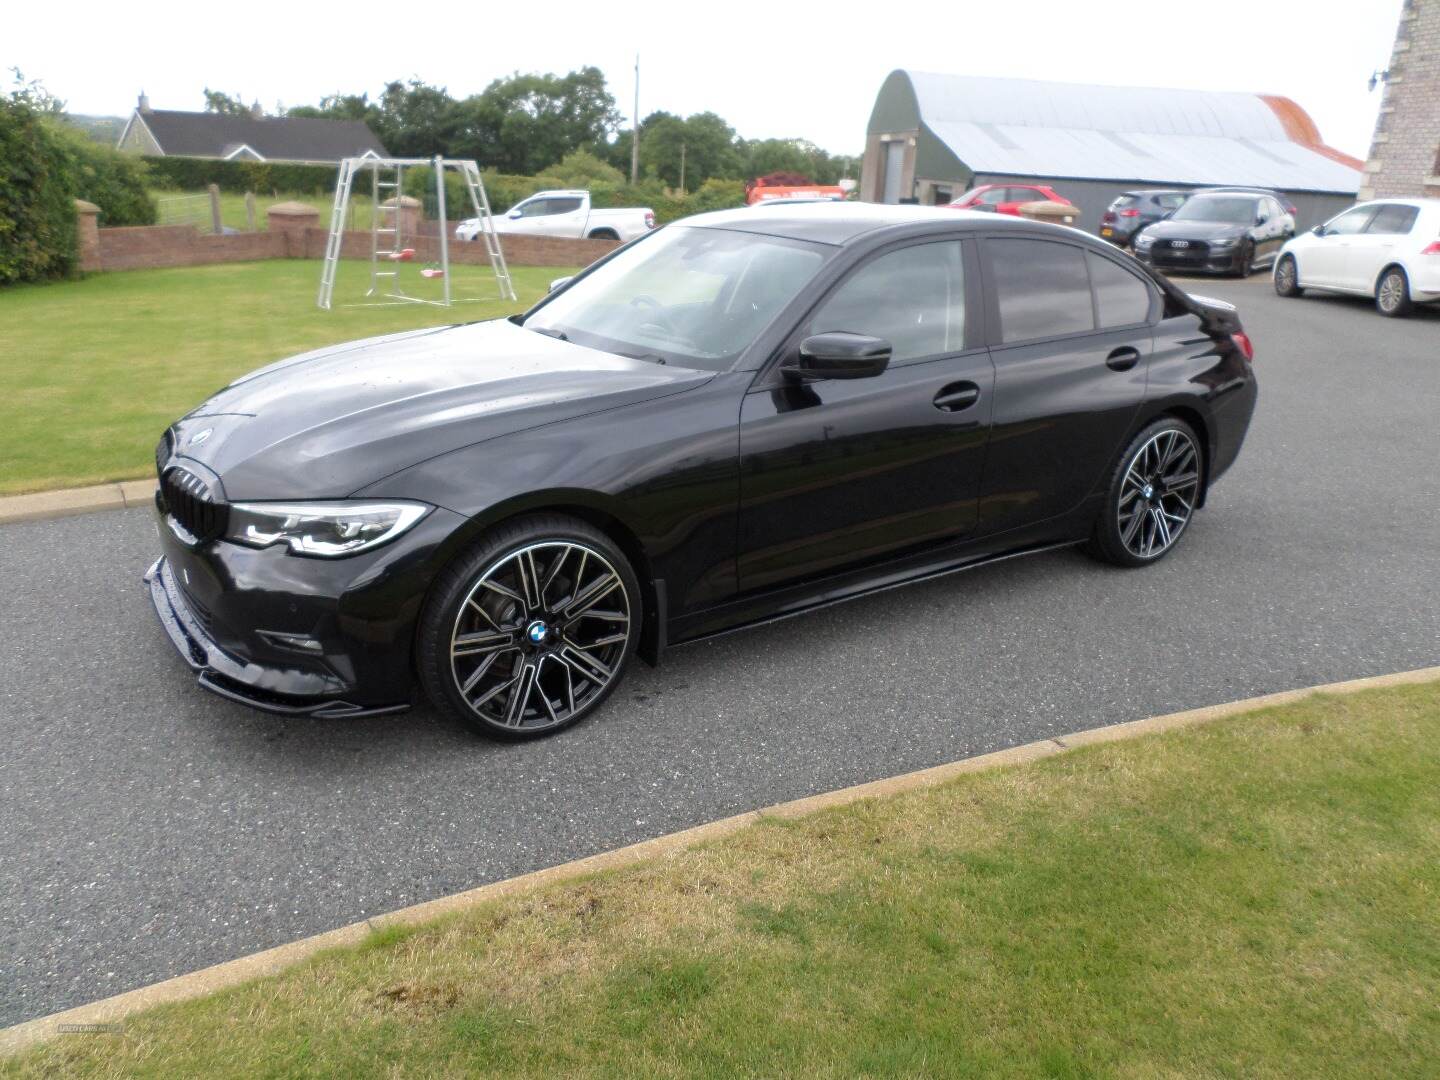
[
  {"left": 0, "top": 99, "right": 77, "bottom": 284},
  {"left": 55, "top": 125, "right": 155, "bottom": 226},
  {"left": 142, "top": 156, "right": 338, "bottom": 196}
]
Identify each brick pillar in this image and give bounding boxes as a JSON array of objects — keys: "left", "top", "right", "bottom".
[
  {"left": 266, "top": 201, "right": 321, "bottom": 257},
  {"left": 74, "top": 199, "right": 101, "bottom": 271}
]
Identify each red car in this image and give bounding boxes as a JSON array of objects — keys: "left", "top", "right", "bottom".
[{"left": 945, "top": 183, "right": 1072, "bottom": 215}]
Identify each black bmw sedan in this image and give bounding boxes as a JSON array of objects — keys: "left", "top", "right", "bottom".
[
  {"left": 1133, "top": 192, "right": 1293, "bottom": 276},
  {"left": 147, "top": 204, "right": 1257, "bottom": 738}
]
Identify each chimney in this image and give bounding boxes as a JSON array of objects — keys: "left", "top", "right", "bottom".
[{"left": 138, "top": 90, "right": 151, "bottom": 113}]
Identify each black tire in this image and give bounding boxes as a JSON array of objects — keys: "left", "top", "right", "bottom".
[
  {"left": 1086, "top": 417, "right": 1203, "bottom": 568},
  {"left": 1274, "top": 254, "right": 1303, "bottom": 297},
  {"left": 1376, "top": 266, "right": 1413, "bottom": 318},
  {"left": 416, "top": 514, "right": 641, "bottom": 740},
  {"left": 1231, "top": 241, "right": 1254, "bottom": 278}
]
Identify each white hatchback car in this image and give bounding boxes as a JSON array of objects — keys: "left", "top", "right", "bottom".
[{"left": 1274, "top": 199, "right": 1440, "bottom": 316}]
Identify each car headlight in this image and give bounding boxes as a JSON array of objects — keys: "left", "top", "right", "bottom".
[
  {"left": 226, "top": 501, "right": 430, "bottom": 558},
  {"left": 1210, "top": 236, "right": 1239, "bottom": 249},
  {"left": 1134, "top": 234, "right": 1155, "bottom": 249}
]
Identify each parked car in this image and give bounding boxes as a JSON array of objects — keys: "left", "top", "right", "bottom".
[
  {"left": 1274, "top": 198, "right": 1440, "bottom": 317},
  {"left": 1132, "top": 191, "right": 1293, "bottom": 276},
  {"left": 1099, "top": 189, "right": 1190, "bottom": 248},
  {"left": 1197, "top": 186, "right": 1298, "bottom": 218},
  {"left": 944, "top": 183, "right": 1072, "bottom": 215},
  {"left": 455, "top": 190, "right": 655, "bottom": 243},
  {"left": 146, "top": 204, "right": 1256, "bottom": 739}
]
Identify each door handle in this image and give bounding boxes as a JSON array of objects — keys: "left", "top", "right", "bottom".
[
  {"left": 1105, "top": 346, "right": 1141, "bottom": 372},
  {"left": 933, "top": 382, "right": 980, "bottom": 411}
]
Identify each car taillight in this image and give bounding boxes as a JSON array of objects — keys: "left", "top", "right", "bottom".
[
  {"left": 1421, "top": 241, "right": 1440, "bottom": 255},
  {"left": 1102, "top": 211, "right": 1116, "bottom": 223},
  {"left": 644, "top": 211, "right": 655, "bottom": 229},
  {"left": 1232, "top": 331, "right": 1254, "bottom": 362}
]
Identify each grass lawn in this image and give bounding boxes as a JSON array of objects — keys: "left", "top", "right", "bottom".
[
  {"left": 0, "top": 260, "right": 564, "bottom": 495},
  {"left": 151, "top": 188, "right": 381, "bottom": 233},
  {"left": 6, "top": 680, "right": 1438, "bottom": 1078}
]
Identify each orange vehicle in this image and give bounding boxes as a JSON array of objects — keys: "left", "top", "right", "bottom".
[{"left": 745, "top": 172, "right": 847, "bottom": 205}]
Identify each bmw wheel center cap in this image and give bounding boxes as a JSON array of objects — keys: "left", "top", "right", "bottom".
[{"left": 526, "top": 620, "right": 550, "bottom": 645}]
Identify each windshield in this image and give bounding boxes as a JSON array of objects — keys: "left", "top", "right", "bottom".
[
  {"left": 1170, "top": 196, "right": 1257, "bottom": 224},
  {"left": 524, "top": 226, "right": 829, "bottom": 371}
]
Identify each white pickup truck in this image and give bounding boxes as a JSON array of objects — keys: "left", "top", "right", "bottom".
[{"left": 456, "top": 190, "right": 655, "bottom": 243}]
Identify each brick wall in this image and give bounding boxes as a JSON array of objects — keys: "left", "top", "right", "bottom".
[
  {"left": 93, "top": 225, "right": 284, "bottom": 272},
  {"left": 80, "top": 224, "right": 616, "bottom": 274},
  {"left": 300, "top": 228, "right": 619, "bottom": 267},
  {"left": 1359, "top": 0, "right": 1440, "bottom": 199}
]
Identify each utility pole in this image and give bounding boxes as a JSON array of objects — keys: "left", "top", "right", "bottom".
[
  {"left": 630, "top": 54, "right": 640, "bottom": 186},
  {"left": 679, "top": 142, "right": 686, "bottom": 194}
]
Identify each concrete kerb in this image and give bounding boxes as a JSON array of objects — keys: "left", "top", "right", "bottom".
[
  {"left": 3, "top": 662, "right": 1437, "bottom": 1056},
  {"left": 0, "top": 480, "right": 156, "bottom": 525}
]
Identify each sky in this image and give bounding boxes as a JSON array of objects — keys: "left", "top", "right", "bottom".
[{"left": 7, "top": 0, "right": 1404, "bottom": 161}]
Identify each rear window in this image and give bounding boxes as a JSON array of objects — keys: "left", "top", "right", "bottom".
[
  {"left": 1112, "top": 195, "right": 1140, "bottom": 208},
  {"left": 989, "top": 239, "right": 1094, "bottom": 343},
  {"left": 1088, "top": 253, "right": 1152, "bottom": 328},
  {"left": 1365, "top": 204, "right": 1419, "bottom": 235}
]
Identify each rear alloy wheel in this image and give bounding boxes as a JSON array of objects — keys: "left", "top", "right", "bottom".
[
  {"left": 1376, "top": 266, "right": 1413, "bottom": 318},
  {"left": 1274, "top": 254, "right": 1303, "bottom": 297},
  {"left": 1088, "top": 419, "right": 1201, "bottom": 567},
  {"left": 418, "top": 516, "right": 639, "bottom": 739}
]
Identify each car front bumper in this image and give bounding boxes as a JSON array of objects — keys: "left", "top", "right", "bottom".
[
  {"left": 1136, "top": 248, "right": 1243, "bottom": 274},
  {"left": 144, "top": 502, "right": 468, "bottom": 718}
]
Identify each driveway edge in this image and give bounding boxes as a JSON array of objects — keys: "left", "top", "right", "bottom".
[
  {"left": 0, "top": 481, "right": 155, "bottom": 525},
  {"left": 4, "top": 662, "right": 1438, "bottom": 1055}
]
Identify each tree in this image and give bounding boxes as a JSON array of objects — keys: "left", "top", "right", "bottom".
[
  {"left": 202, "top": 88, "right": 250, "bottom": 116},
  {"left": 545, "top": 148, "right": 624, "bottom": 187},
  {"left": 639, "top": 111, "right": 741, "bottom": 189},
  {"left": 7, "top": 68, "right": 65, "bottom": 115},
  {"left": 459, "top": 68, "right": 621, "bottom": 174}
]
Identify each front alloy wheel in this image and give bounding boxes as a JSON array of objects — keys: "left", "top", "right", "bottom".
[
  {"left": 418, "top": 516, "right": 638, "bottom": 738},
  {"left": 1274, "top": 255, "right": 1303, "bottom": 297},
  {"left": 1088, "top": 419, "right": 1201, "bottom": 567}
]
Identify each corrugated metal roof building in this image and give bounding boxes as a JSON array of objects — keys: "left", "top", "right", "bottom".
[{"left": 861, "top": 71, "right": 1364, "bottom": 230}]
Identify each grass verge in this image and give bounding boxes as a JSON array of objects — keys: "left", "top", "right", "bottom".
[
  {"left": 6, "top": 680, "right": 1438, "bottom": 1078},
  {"left": 0, "top": 261, "right": 562, "bottom": 495}
]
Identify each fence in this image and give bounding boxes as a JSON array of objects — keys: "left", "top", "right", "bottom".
[{"left": 155, "top": 186, "right": 223, "bottom": 235}]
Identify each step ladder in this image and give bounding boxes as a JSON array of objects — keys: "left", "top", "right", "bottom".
[
  {"left": 456, "top": 160, "right": 516, "bottom": 302},
  {"left": 365, "top": 160, "right": 406, "bottom": 300},
  {"left": 316, "top": 154, "right": 515, "bottom": 310}
]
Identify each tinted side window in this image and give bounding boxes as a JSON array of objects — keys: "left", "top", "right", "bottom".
[
  {"left": 516, "top": 198, "right": 549, "bottom": 218},
  {"left": 1088, "top": 253, "right": 1152, "bottom": 328},
  {"left": 1365, "top": 204, "right": 1419, "bottom": 235},
  {"left": 548, "top": 197, "right": 584, "bottom": 215},
  {"left": 989, "top": 239, "right": 1094, "bottom": 344},
  {"left": 1158, "top": 194, "right": 1187, "bottom": 210},
  {"left": 810, "top": 242, "right": 965, "bottom": 364},
  {"left": 977, "top": 188, "right": 1008, "bottom": 205}
]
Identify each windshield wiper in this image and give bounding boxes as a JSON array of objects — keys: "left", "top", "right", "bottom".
[
  {"left": 619, "top": 351, "right": 668, "bottom": 365},
  {"left": 529, "top": 326, "right": 569, "bottom": 341}
]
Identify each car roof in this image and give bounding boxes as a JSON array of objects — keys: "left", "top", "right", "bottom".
[
  {"left": 1123, "top": 189, "right": 1189, "bottom": 196},
  {"left": 1355, "top": 197, "right": 1440, "bottom": 209},
  {"left": 683, "top": 202, "right": 1051, "bottom": 245}
]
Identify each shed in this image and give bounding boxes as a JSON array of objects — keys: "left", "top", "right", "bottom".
[{"left": 861, "top": 71, "right": 1364, "bottom": 230}]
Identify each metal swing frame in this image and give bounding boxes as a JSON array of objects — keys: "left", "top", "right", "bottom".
[{"left": 317, "top": 153, "right": 516, "bottom": 310}]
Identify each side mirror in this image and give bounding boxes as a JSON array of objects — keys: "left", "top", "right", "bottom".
[
  {"left": 783, "top": 333, "right": 891, "bottom": 380},
  {"left": 1311, "top": 224, "right": 1325, "bottom": 237},
  {"left": 547, "top": 276, "right": 574, "bottom": 294},
  {"left": 507, "top": 208, "right": 523, "bottom": 219},
  {"left": 1255, "top": 214, "right": 1268, "bottom": 226}
]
